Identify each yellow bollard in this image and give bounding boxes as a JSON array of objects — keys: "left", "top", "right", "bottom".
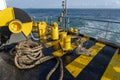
[
  {"left": 60, "top": 32, "right": 67, "bottom": 43},
  {"left": 69, "top": 27, "right": 74, "bottom": 33},
  {"left": 74, "top": 28, "right": 78, "bottom": 34},
  {"left": 38, "top": 21, "right": 47, "bottom": 39},
  {"left": 51, "top": 22, "right": 59, "bottom": 40},
  {"left": 63, "top": 36, "right": 72, "bottom": 50}
]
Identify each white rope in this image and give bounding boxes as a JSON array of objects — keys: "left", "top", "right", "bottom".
[
  {"left": 30, "top": 32, "right": 39, "bottom": 41},
  {"left": 75, "top": 45, "right": 92, "bottom": 56},
  {"left": 10, "top": 41, "right": 64, "bottom": 80},
  {"left": 46, "top": 58, "right": 60, "bottom": 80}
]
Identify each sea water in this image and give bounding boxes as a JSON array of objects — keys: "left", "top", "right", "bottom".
[{"left": 24, "top": 9, "right": 120, "bottom": 43}]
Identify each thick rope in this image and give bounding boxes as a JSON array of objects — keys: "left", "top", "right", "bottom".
[
  {"left": 10, "top": 41, "right": 64, "bottom": 80},
  {"left": 10, "top": 41, "right": 55, "bottom": 69},
  {"left": 30, "top": 32, "right": 39, "bottom": 41},
  {"left": 46, "top": 58, "right": 60, "bottom": 80},
  {"left": 46, "top": 58, "right": 64, "bottom": 80},
  {"left": 59, "top": 58, "right": 63, "bottom": 80}
]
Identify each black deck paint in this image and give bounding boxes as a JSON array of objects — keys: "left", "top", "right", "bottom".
[
  {"left": 37, "top": 38, "right": 95, "bottom": 80},
  {"left": 0, "top": 36, "right": 117, "bottom": 80},
  {"left": 76, "top": 46, "right": 116, "bottom": 80}
]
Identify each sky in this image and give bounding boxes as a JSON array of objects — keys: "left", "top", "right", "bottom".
[{"left": 6, "top": 0, "right": 120, "bottom": 9}]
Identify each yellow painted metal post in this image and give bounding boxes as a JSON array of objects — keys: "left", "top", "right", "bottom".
[
  {"left": 38, "top": 21, "right": 47, "bottom": 40},
  {"left": 63, "top": 36, "right": 72, "bottom": 50},
  {"left": 51, "top": 22, "right": 59, "bottom": 40},
  {"left": 69, "top": 27, "right": 74, "bottom": 33},
  {"left": 74, "top": 28, "right": 78, "bottom": 34},
  {"left": 60, "top": 32, "right": 67, "bottom": 43}
]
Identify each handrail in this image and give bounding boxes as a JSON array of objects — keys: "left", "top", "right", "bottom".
[
  {"left": 36, "top": 16, "right": 120, "bottom": 43},
  {"left": 67, "top": 17, "right": 120, "bottom": 43},
  {"left": 39, "top": 16, "right": 120, "bottom": 24},
  {"left": 69, "top": 17, "right": 120, "bottom": 24},
  {"left": 83, "top": 26, "right": 120, "bottom": 35}
]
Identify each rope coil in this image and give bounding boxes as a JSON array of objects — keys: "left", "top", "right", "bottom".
[
  {"left": 10, "top": 41, "right": 54, "bottom": 69},
  {"left": 10, "top": 41, "right": 63, "bottom": 80}
]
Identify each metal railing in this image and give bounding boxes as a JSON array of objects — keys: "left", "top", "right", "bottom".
[
  {"left": 69, "top": 17, "right": 120, "bottom": 43},
  {"left": 35, "top": 16, "right": 120, "bottom": 43}
]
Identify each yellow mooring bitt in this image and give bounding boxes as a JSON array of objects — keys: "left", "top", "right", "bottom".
[
  {"left": 69, "top": 27, "right": 74, "bottom": 33},
  {"left": 60, "top": 32, "right": 67, "bottom": 43},
  {"left": 51, "top": 22, "right": 59, "bottom": 40},
  {"left": 60, "top": 32, "right": 72, "bottom": 50},
  {"left": 45, "top": 23, "right": 75, "bottom": 57},
  {"left": 63, "top": 35, "right": 72, "bottom": 50},
  {"left": 69, "top": 27, "right": 79, "bottom": 35},
  {"left": 45, "top": 22, "right": 59, "bottom": 48},
  {"left": 38, "top": 21, "right": 47, "bottom": 40},
  {"left": 74, "top": 28, "right": 79, "bottom": 34},
  {"left": 52, "top": 33, "right": 73, "bottom": 57}
]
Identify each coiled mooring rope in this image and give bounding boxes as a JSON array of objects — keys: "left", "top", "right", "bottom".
[
  {"left": 10, "top": 41, "right": 63, "bottom": 80},
  {"left": 11, "top": 41, "right": 54, "bottom": 69}
]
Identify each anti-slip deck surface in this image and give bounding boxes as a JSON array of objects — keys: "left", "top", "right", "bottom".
[{"left": 0, "top": 37, "right": 119, "bottom": 80}]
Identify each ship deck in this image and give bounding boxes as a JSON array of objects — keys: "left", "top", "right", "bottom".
[{"left": 0, "top": 34, "right": 120, "bottom": 80}]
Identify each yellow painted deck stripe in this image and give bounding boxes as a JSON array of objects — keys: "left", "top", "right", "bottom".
[
  {"left": 101, "top": 49, "right": 120, "bottom": 80},
  {"left": 65, "top": 42, "right": 105, "bottom": 78}
]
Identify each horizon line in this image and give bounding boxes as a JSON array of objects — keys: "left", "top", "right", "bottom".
[{"left": 22, "top": 7, "right": 120, "bottom": 9}]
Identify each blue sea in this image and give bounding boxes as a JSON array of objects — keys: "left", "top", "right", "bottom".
[{"left": 24, "top": 9, "right": 120, "bottom": 43}]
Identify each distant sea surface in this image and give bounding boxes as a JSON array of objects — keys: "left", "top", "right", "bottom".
[
  {"left": 24, "top": 9, "right": 120, "bottom": 43},
  {"left": 24, "top": 9, "right": 120, "bottom": 20}
]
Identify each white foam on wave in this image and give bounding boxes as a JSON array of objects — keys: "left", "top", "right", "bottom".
[{"left": 78, "top": 21, "right": 120, "bottom": 43}]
